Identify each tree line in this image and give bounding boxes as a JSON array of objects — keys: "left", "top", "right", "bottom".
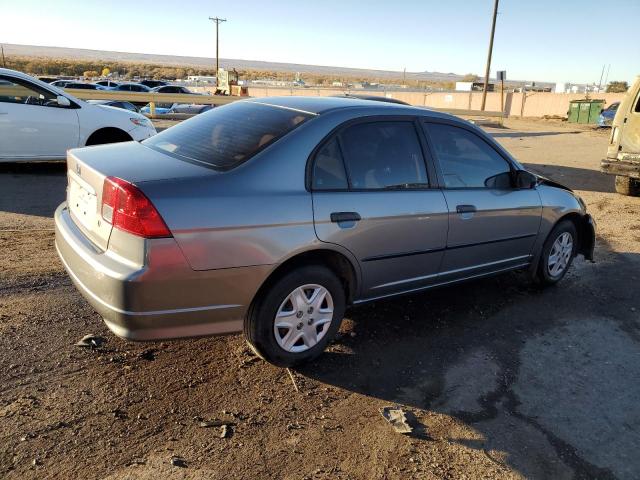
[{"left": 4, "top": 55, "right": 456, "bottom": 89}]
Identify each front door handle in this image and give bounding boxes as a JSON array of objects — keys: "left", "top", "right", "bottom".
[
  {"left": 330, "top": 212, "right": 361, "bottom": 223},
  {"left": 456, "top": 205, "right": 477, "bottom": 214}
]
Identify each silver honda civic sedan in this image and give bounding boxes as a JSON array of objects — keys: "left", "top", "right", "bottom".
[{"left": 55, "top": 96, "right": 595, "bottom": 366}]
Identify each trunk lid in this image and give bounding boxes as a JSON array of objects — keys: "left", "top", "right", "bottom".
[{"left": 66, "top": 141, "right": 214, "bottom": 250}]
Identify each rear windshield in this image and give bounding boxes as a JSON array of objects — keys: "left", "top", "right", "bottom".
[{"left": 143, "top": 101, "right": 313, "bottom": 170}]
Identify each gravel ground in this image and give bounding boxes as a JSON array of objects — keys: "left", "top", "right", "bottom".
[{"left": 1, "top": 118, "right": 640, "bottom": 479}]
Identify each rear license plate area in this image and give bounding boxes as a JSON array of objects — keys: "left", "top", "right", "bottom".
[{"left": 68, "top": 173, "right": 97, "bottom": 231}]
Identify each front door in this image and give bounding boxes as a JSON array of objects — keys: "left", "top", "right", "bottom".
[
  {"left": 423, "top": 121, "right": 542, "bottom": 281},
  {"left": 311, "top": 119, "right": 449, "bottom": 299},
  {"left": 0, "top": 74, "right": 79, "bottom": 160}
]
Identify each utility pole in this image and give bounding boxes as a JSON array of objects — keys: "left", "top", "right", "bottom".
[
  {"left": 1, "top": 44, "right": 6, "bottom": 68},
  {"left": 208, "top": 16, "right": 227, "bottom": 86},
  {"left": 597, "top": 63, "right": 605, "bottom": 91},
  {"left": 603, "top": 64, "right": 611, "bottom": 90},
  {"left": 481, "top": 0, "right": 499, "bottom": 111}
]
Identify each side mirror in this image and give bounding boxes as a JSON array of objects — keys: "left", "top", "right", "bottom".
[
  {"left": 515, "top": 170, "right": 538, "bottom": 189},
  {"left": 485, "top": 171, "right": 513, "bottom": 189},
  {"left": 56, "top": 95, "right": 71, "bottom": 107}
]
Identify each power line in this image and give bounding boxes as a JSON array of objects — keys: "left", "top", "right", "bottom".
[
  {"left": 208, "top": 17, "right": 227, "bottom": 87},
  {"left": 481, "top": 0, "right": 499, "bottom": 111}
]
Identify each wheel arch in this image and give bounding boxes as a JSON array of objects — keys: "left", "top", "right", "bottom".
[
  {"left": 529, "top": 210, "right": 595, "bottom": 277},
  {"left": 251, "top": 247, "right": 361, "bottom": 310},
  {"left": 557, "top": 212, "right": 595, "bottom": 261},
  {"left": 85, "top": 127, "right": 132, "bottom": 146}
]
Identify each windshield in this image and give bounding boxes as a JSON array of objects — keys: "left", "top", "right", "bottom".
[{"left": 143, "top": 101, "right": 313, "bottom": 170}]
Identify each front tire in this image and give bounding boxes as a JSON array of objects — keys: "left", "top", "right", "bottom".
[
  {"left": 244, "top": 265, "right": 346, "bottom": 367},
  {"left": 614, "top": 176, "right": 640, "bottom": 196},
  {"left": 536, "top": 220, "right": 578, "bottom": 286}
]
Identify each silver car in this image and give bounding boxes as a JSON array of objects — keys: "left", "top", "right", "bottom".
[{"left": 55, "top": 96, "right": 595, "bottom": 366}]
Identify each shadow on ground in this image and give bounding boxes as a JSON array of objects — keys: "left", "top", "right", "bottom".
[
  {"left": 523, "top": 163, "right": 615, "bottom": 194},
  {"left": 0, "top": 162, "right": 66, "bottom": 217},
  {"left": 301, "top": 243, "right": 640, "bottom": 479}
]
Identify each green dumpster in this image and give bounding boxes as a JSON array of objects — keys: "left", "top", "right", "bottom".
[{"left": 567, "top": 99, "right": 605, "bottom": 124}]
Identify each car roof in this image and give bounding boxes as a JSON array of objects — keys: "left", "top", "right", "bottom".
[{"left": 243, "top": 95, "right": 450, "bottom": 119}]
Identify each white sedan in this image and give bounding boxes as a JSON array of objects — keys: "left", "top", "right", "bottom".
[{"left": 0, "top": 68, "right": 157, "bottom": 162}]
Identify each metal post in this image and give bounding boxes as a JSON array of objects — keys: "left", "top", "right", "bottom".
[
  {"left": 208, "top": 17, "right": 227, "bottom": 87},
  {"left": 1, "top": 44, "right": 6, "bottom": 68},
  {"left": 481, "top": 0, "right": 499, "bottom": 111}
]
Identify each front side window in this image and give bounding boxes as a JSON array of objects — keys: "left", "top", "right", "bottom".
[
  {"left": 0, "top": 75, "right": 57, "bottom": 106},
  {"left": 338, "top": 121, "right": 428, "bottom": 189},
  {"left": 144, "top": 101, "right": 312, "bottom": 170},
  {"left": 426, "top": 123, "right": 511, "bottom": 188}
]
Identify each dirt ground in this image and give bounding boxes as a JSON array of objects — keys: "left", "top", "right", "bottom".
[{"left": 1, "top": 118, "right": 640, "bottom": 480}]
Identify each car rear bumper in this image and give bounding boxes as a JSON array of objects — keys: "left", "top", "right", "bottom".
[
  {"left": 601, "top": 158, "right": 640, "bottom": 178},
  {"left": 54, "top": 203, "right": 270, "bottom": 340}
]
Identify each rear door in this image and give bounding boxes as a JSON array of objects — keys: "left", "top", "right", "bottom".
[
  {"left": 0, "top": 74, "right": 79, "bottom": 160},
  {"left": 423, "top": 121, "right": 542, "bottom": 281},
  {"left": 311, "top": 118, "right": 449, "bottom": 299}
]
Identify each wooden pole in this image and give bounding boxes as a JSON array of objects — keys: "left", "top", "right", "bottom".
[{"left": 481, "top": 0, "right": 499, "bottom": 111}]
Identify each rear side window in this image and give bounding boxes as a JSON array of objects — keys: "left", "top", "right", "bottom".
[
  {"left": 339, "top": 122, "right": 428, "bottom": 189},
  {"left": 312, "top": 138, "right": 348, "bottom": 190},
  {"left": 144, "top": 101, "right": 312, "bottom": 170},
  {"left": 426, "top": 123, "right": 511, "bottom": 188}
]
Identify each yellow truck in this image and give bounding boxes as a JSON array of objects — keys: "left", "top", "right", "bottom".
[{"left": 601, "top": 75, "right": 640, "bottom": 196}]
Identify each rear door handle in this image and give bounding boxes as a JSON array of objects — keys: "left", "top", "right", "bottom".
[
  {"left": 456, "top": 205, "right": 477, "bottom": 214},
  {"left": 330, "top": 212, "right": 361, "bottom": 223}
]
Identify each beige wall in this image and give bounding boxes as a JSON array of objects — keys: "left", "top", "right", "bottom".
[
  {"left": 191, "top": 85, "right": 625, "bottom": 118},
  {"left": 237, "top": 87, "right": 625, "bottom": 118}
]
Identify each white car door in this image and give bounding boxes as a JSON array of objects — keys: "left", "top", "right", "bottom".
[{"left": 0, "top": 74, "right": 79, "bottom": 161}]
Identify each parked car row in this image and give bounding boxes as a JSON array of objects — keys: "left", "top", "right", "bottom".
[
  {"left": 139, "top": 102, "right": 213, "bottom": 115},
  {"left": 42, "top": 77, "right": 201, "bottom": 95}
]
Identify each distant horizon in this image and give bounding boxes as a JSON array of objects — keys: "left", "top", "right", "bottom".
[
  {"left": 3, "top": 42, "right": 574, "bottom": 87},
  {"left": 3, "top": 0, "right": 638, "bottom": 85}
]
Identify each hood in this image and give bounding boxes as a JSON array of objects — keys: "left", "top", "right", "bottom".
[
  {"left": 535, "top": 173, "right": 573, "bottom": 192},
  {"left": 94, "top": 103, "right": 145, "bottom": 119}
]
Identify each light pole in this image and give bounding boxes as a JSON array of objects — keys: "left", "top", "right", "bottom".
[
  {"left": 208, "top": 16, "right": 227, "bottom": 87},
  {"left": 481, "top": 0, "right": 499, "bottom": 111}
]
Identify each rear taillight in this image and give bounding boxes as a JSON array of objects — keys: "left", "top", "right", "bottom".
[{"left": 101, "top": 176, "right": 171, "bottom": 238}]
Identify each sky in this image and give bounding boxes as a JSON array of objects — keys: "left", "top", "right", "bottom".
[{"left": 2, "top": 0, "right": 638, "bottom": 84}]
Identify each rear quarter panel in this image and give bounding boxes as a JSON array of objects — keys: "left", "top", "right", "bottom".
[{"left": 136, "top": 116, "right": 333, "bottom": 271}]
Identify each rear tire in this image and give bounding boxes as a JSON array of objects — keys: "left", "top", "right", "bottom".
[
  {"left": 536, "top": 220, "right": 578, "bottom": 286},
  {"left": 614, "top": 176, "right": 640, "bottom": 196},
  {"left": 244, "top": 265, "right": 346, "bottom": 367}
]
